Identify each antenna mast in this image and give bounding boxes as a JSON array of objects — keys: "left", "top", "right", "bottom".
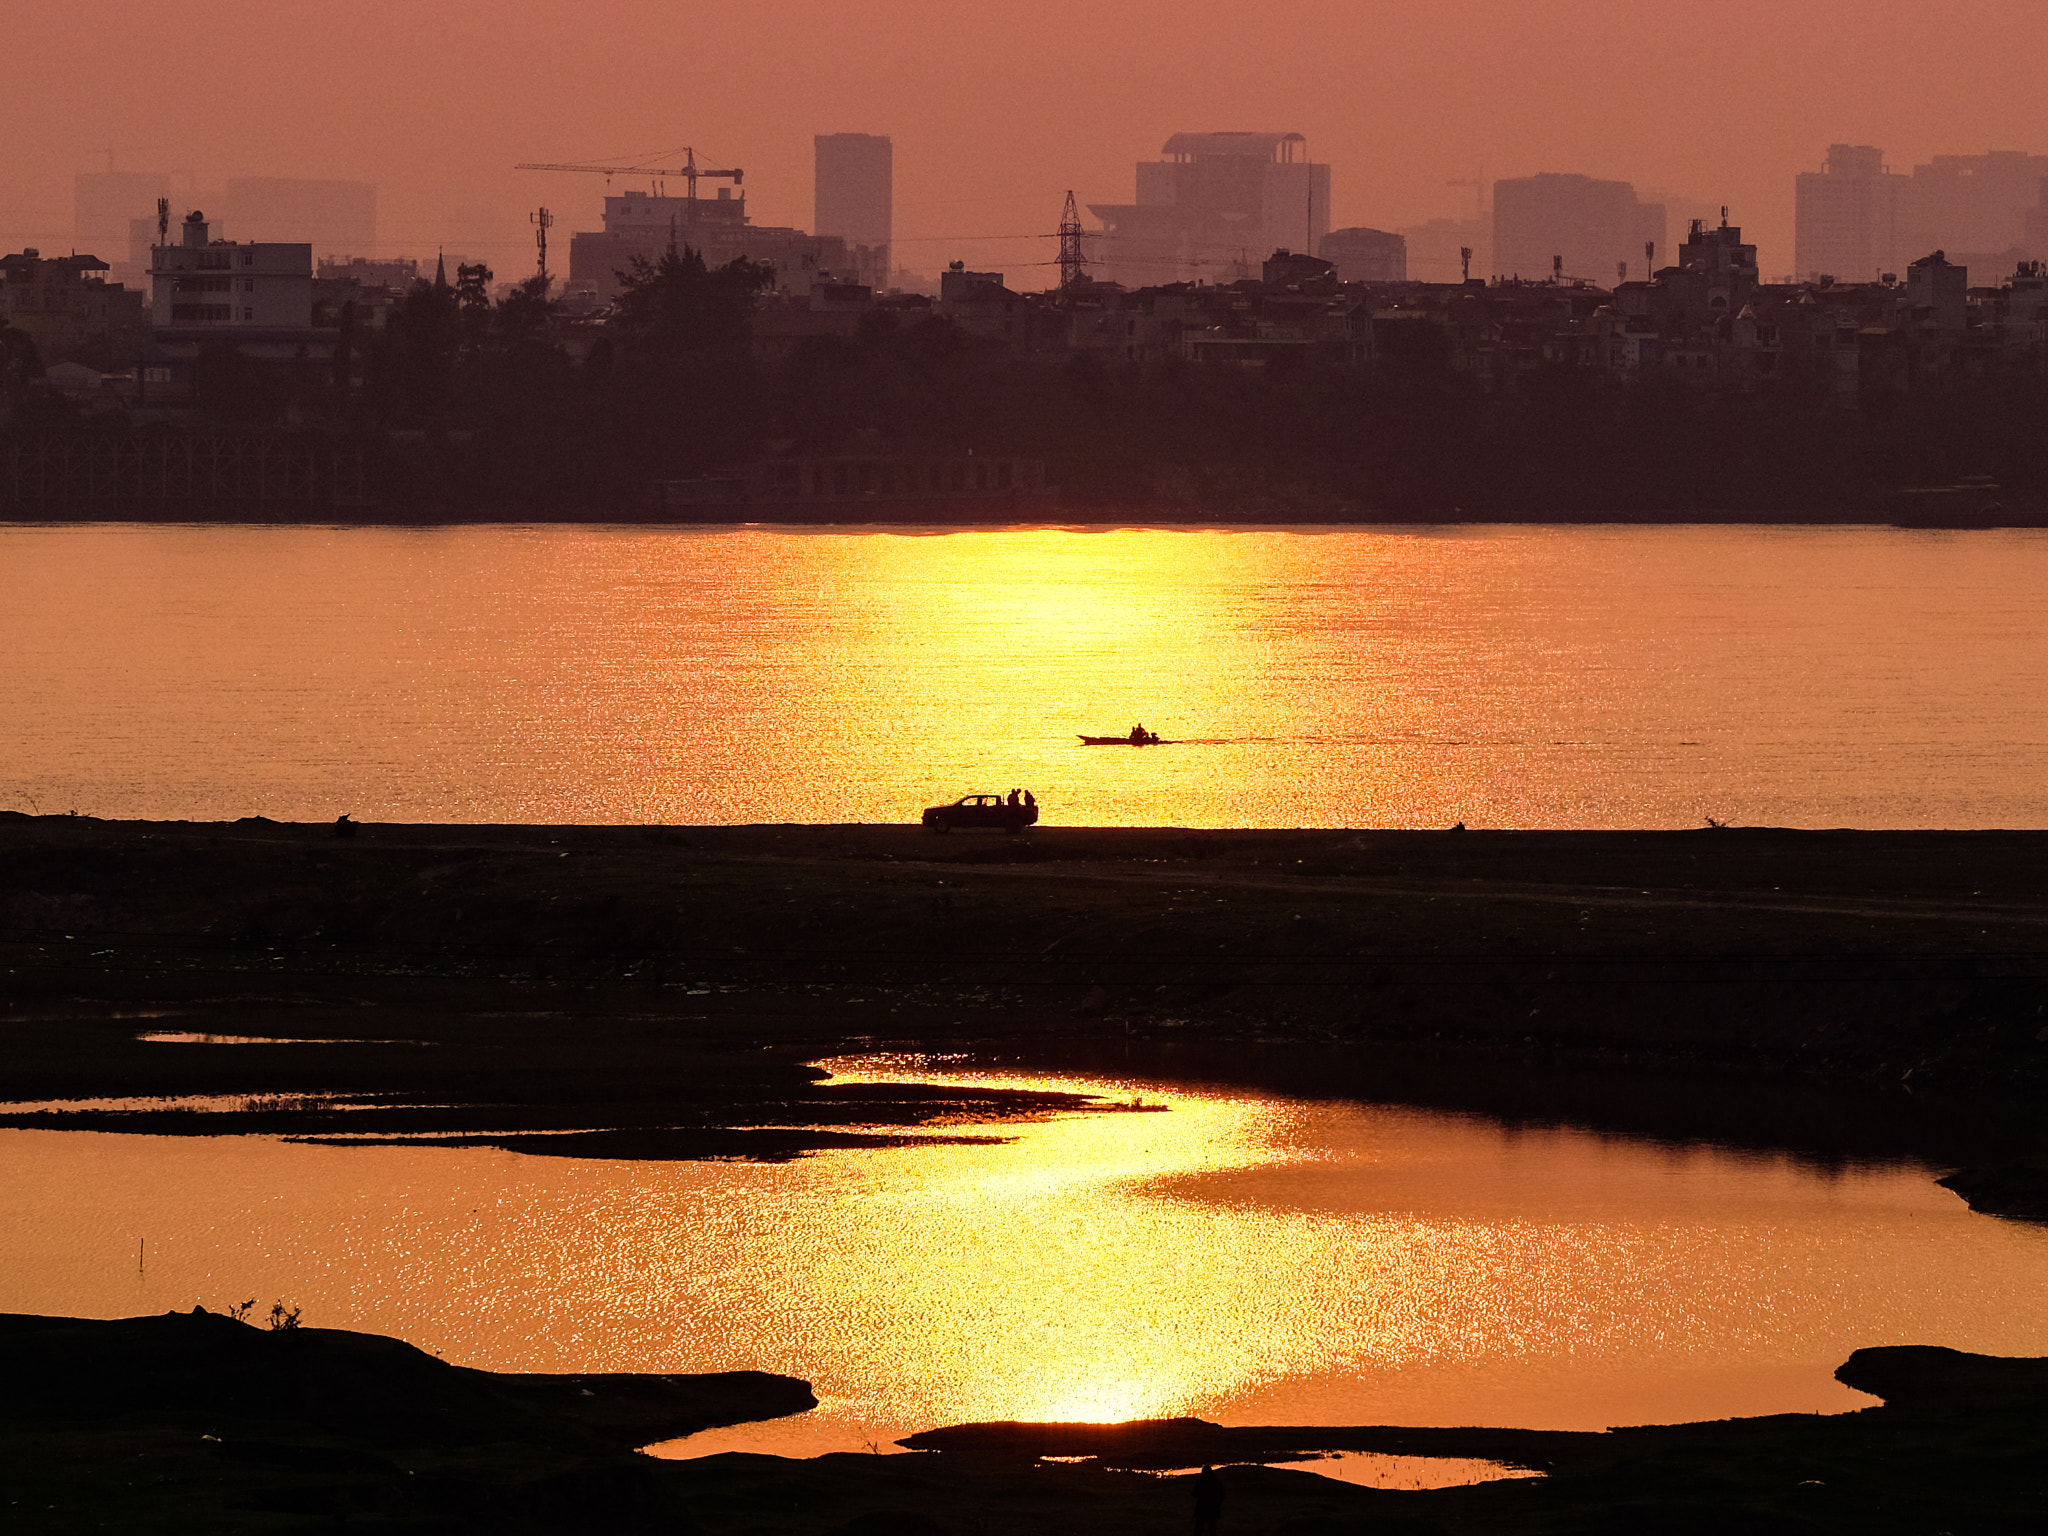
[
  {"left": 1056, "top": 190, "right": 1087, "bottom": 289},
  {"left": 531, "top": 207, "right": 554, "bottom": 281},
  {"left": 156, "top": 197, "right": 169, "bottom": 248}
]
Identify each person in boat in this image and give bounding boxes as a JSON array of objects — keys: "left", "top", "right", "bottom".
[
  {"left": 1130, "top": 723, "right": 1147, "bottom": 744},
  {"left": 1023, "top": 789, "right": 1035, "bottom": 809},
  {"left": 1007, "top": 788, "right": 1020, "bottom": 807}
]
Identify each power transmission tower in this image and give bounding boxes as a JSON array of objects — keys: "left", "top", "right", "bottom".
[
  {"left": 531, "top": 207, "right": 554, "bottom": 282},
  {"left": 1057, "top": 191, "right": 1087, "bottom": 289}
]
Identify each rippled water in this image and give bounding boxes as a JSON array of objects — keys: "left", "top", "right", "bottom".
[
  {"left": 4, "top": 1061, "right": 2045, "bottom": 1456},
  {"left": 4, "top": 522, "right": 2046, "bottom": 827}
]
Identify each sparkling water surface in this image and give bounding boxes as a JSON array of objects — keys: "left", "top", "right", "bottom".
[
  {"left": 4, "top": 521, "right": 2045, "bottom": 826},
  {"left": 4, "top": 1061, "right": 2045, "bottom": 1458}
]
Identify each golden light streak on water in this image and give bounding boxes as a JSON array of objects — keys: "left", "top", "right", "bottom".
[{"left": 6, "top": 523, "right": 2048, "bottom": 826}]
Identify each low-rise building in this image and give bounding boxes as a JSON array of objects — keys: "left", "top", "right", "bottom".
[
  {"left": 0, "top": 249, "right": 147, "bottom": 369},
  {"left": 150, "top": 211, "right": 314, "bottom": 342},
  {"left": 936, "top": 264, "right": 1034, "bottom": 349}
]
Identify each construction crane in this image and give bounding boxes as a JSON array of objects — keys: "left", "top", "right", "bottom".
[{"left": 513, "top": 148, "right": 742, "bottom": 202}]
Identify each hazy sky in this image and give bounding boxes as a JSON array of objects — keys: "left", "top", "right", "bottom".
[{"left": 6, "top": 0, "right": 2046, "bottom": 285}]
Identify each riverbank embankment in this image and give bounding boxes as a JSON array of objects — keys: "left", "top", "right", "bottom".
[{"left": 3, "top": 814, "right": 2045, "bottom": 1196}]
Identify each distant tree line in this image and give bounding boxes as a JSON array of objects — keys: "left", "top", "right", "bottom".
[{"left": 10, "top": 246, "right": 2048, "bottom": 518}]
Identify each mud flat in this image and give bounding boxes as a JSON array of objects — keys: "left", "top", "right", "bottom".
[
  {"left": 6, "top": 816, "right": 2048, "bottom": 1530},
  {"left": 3, "top": 813, "right": 2045, "bottom": 1186},
  {"left": 0, "top": 1308, "right": 811, "bottom": 1534},
  {"left": 5, "top": 1310, "right": 2045, "bottom": 1534}
]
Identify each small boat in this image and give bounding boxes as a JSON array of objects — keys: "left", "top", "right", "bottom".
[{"left": 1079, "top": 732, "right": 1168, "bottom": 745}]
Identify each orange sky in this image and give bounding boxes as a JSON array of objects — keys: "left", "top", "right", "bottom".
[{"left": 5, "top": 0, "right": 2046, "bottom": 286}]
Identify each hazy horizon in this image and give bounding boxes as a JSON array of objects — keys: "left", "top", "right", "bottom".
[{"left": 7, "top": 0, "right": 2048, "bottom": 286}]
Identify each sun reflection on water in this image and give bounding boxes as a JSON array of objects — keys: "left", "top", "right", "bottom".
[
  {"left": 14, "top": 523, "right": 2048, "bottom": 827},
  {"left": 5, "top": 1058, "right": 2048, "bottom": 1465},
  {"left": 734, "top": 1058, "right": 1324, "bottom": 1433}
]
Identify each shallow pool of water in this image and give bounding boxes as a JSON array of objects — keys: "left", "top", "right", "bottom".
[{"left": 2, "top": 1059, "right": 2043, "bottom": 1460}]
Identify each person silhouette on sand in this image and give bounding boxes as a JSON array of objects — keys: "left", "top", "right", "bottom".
[{"left": 1192, "top": 1463, "right": 1224, "bottom": 1534}]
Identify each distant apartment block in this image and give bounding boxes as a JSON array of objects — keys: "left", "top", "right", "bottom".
[
  {"left": 1908, "top": 151, "right": 2048, "bottom": 258},
  {"left": 1398, "top": 214, "right": 1489, "bottom": 283},
  {"left": 150, "top": 211, "right": 314, "bottom": 352},
  {"left": 1493, "top": 174, "right": 1664, "bottom": 284},
  {"left": 222, "top": 179, "right": 377, "bottom": 255},
  {"left": 1319, "top": 227, "right": 1406, "bottom": 282},
  {"left": 1796, "top": 145, "right": 2048, "bottom": 281},
  {"left": 567, "top": 187, "right": 848, "bottom": 303},
  {"left": 814, "top": 134, "right": 892, "bottom": 291},
  {"left": 1091, "top": 133, "right": 1331, "bottom": 287}
]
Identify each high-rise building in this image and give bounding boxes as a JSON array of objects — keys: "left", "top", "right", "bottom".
[
  {"left": 1090, "top": 133, "right": 1331, "bottom": 288},
  {"left": 1319, "top": 227, "right": 1406, "bottom": 282},
  {"left": 814, "top": 134, "right": 892, "bottom": 291},
  {"left": 1795, "top": 146, "right": 1910, "bottom": 282},
  {"left": 1492, "top": 173, "right": 1664, "bottom": 284},
  {"left": 221, "top": 179, "right": 377, "bottom": 256}
]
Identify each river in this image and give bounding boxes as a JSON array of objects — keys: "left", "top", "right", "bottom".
[
  {"left": 4, "top": 521, "right": 2046, "bottom": 827},
  {"left": 4, "top": 1058, "right": 2045, "bottom": 1470}
]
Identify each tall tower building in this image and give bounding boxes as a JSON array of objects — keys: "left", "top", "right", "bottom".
[
  {"left": 814, "top": 134, "right": 892, "bottom": 290},
  {"left": 1795, "top": 146, "right": 1908, "bottom": 282}
]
